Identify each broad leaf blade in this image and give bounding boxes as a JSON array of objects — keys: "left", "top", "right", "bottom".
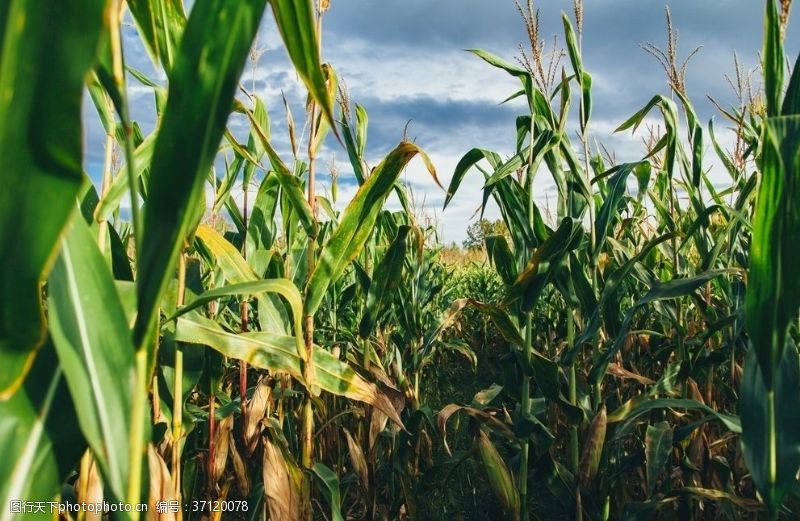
[
  {"left": 0, "top": 0, "right": 106, "bottom": 396},
  {"left": 134, "top": 0, "right": 268, "bottom": 349},
  {"left": 746, "top": 116, "right": 800, "bottom": 386},
  {"left": 741, "top": 340, "right": 800, "bottom": 514},
  {"left": 645, "top": 422, "right": 673, "bottom": 496},
  {"left": 305, "top": 142, "right": 438, "bottom": 315},
  {"left": 175, "top": 315, "right": 403, "bottom": 426},
  {"left": 0, "top": 345, "right": 84, "bottom": 521},
  {"left": 358, "top": 225, "right": 411, "bottom": 338},
  {"left": 270, "top": 0, "right": 337, "bottom": 131},
  {"left": 48, "top": 215, "right": 136, "bottom": 505}
]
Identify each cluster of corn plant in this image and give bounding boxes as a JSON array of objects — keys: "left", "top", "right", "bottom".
[
  {"left": 0, "top": 0, "right": 458, "bottom": 519},
  {"left": 441, "top": 0, "right": 800, "bottom": 519}
]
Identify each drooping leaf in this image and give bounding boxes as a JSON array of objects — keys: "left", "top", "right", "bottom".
[
  {"left": 579, "top": 406, "right": 607, "bottom": 487},
  {"left": 0, "top": 0, "right": 106, "bottom": 397},
  {"left": 444, "top": 148, "right": 501, "bottom": 209},
  {"left": 608, "top": 398, "right": 741, "bottom": 438},
  {"left": 262, "top": 432, "right": 302, "bottom": 520},
  {"left": 168, "top": 278, "right": 305, "bottom": 359},
  {"left": 305, "top": 142, "right": 439, "bottom": 315},
  {"left": 616, "top": 95, "right": 679, "bottom": 180},
  {"left": 175, "top": 314, "right": 403, "bottom": 427},
  {"left": 311, "top": 463, "right": 344, "bottom": 521}
]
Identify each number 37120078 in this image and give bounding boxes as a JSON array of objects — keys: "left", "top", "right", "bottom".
[{"left": 189, "top": 500, "right": 249, "bottom": 512}]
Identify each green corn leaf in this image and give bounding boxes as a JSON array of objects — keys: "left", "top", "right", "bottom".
[
  {"left": 561, "top": 13, "right": 583, "bottom": 79},
  {"left": 305, "top": 142, "right": 439, "bottom": 315},
  {"left": 564, "top": 231, "right": 677, "bottom": 365},
  {"left": 243, "top": 110, "right": 318, "bottom": 239},
  {"left": 134, "top": 0, "right": 268, "bottom": 350},
  {"left": 359, "top": 226, "right": 411, "bottom": 338},
  {"left": 485, "top": 235, "right": 517, "bottom": 285},
  {"left": 741, "top": 338, "right": 800, "bottom": 515},
  {"left": 0, "top": 0, "right": 106, "bottom": 397},
  {"left": 561, "top": 13, "right": 593, "bottom": 133},
  {"left": 167, "top": 278, "right": 304, "bottom": 359},
  {"left": 195, "top": 225, "right": 289, "bottom": 335},
  {"left": 87, "top": 73, "right": 116, "bottom": 135},
  {"left": 507, "top": 217, "right": 583, "bottom": 311},
  {"left": 485, "top": 130, "right": 560, "bottom": 188},
  {"left": 476, "top": 430, "right": 520, "bottom": 520},
  {"left": 645, "top": 422, "right": 673, "bottom": 496},
  {"left": 356, "top": 103, "right": 369, "bottom": 156},
  {"left": 243, "top": 96, "right": 270, "bottom": 186},
  {"left": 465, "top": 300, "right": 524, "bottom": 347},
  {"left": 310, "top": 463, "right": 344, "bottom": 521},
  {"left": 0, "top": 344, "right": 85, "bottom": 521},
  {"left": 589, "top": 270, "right": 732, "bottom": 383},
  {"left": 213, "top": 152, "right": 245, "bottom": 216},
  {"left": 490, "top": 176, "right": 539, "bottom": 250},
  {"left": 270, "top": 0, "right": 337, "bottom": 131},
  {"left": 444, "top": 148, "right": 501, "bottom": 209},
  {"left": 676, "top": 91, "right": 705, "bottom": 188},
  {"left": 782, "top": 53, "right": 800, "bottom": 115},
  {"left": 763, "top": 0, "right": 785, "bottom": 117},
  {"left": 340, "top": 105, "right": 367, "bottom": 185},
  {"left": 247, "top": 173, "right": 281, "bottom": 255},
  {"left": 746, "top": 116, "right": 800, "bottom": 387},
  {"left": 579, "top": 71, "right": 593, "bottom": 133},
  {"left": 94, "top": 131, "right": 157, "bottom": 222},
  {"left": 616, "top": 95, "right": 679, "bottom": 179},
  {"left": 175, "top": 314, "right": 403, "bottom": 427},
  {"left": 592, "top": 162, "right": 646, "bottom": 260},
  {"left": 709, "top": 118, "right": 742, "bottom": 180},
  {"left": 609, "top": 398, "right": 741, "bottom": 438},
  {"left": 469, "top": 48, "right": 528, "bottom": 77},
  {"left": 48, "top": 214, "right": 137, "bottom": 506},
  {"left": 126, "top": 0, "right": 187, "bottom": 71}
]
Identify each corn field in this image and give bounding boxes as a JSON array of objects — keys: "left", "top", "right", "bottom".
[{"left": 1, "top": 0, "right": 799, "bottom": 519}]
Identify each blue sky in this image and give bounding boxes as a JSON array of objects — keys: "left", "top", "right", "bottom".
[{"left": 83, "top": 1, "right": 799, "bottom": 244}]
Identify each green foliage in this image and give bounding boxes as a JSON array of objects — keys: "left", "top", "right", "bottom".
[
  {"left": 462, "top": 219, "right": 510, "bottom": 250},
  {"left": 0, "top": 0, "right": 106, "bottom": 397},
  {"left": 1, "top": 1, "right": 799, "bottom": 519}
]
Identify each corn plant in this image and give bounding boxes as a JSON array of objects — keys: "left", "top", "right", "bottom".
[
  {"left": 0, "top": 0, "right": 432, "bottom": 519},
  {"left": 440, "top": 1, "right": 799, "bottom": 520}
]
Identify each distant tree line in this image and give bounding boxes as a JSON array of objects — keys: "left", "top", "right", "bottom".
[{"left": 462, "top": 219, "right": 509, "bottom": 249}]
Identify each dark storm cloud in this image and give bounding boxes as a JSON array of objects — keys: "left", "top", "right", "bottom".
[
  {"left": 321, "top": 0, "right": 792, "bottom": 120},
  {"left": 81, "top": 0, "right": 799, "bottom": 241},
  {"left": 345, "top": 95, "right": 520, "bottom": 154}
]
